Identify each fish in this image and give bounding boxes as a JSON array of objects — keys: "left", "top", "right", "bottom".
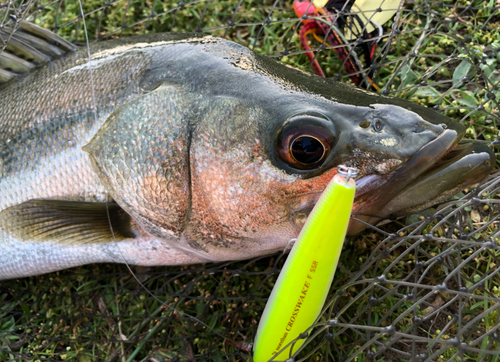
[{"left": 0, "top": 22, "right": 495, "bottom": 280}]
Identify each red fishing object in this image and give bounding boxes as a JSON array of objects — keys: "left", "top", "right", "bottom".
[{"left": 293, "top": 0, "right": 379, "bottom": 91}]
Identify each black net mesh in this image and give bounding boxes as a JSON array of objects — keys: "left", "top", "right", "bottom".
[{"left": 1, "top": 0, "right": 500, "bottom": 361}]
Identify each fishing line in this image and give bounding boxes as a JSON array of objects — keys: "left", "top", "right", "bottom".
[{"left": 76, "top": 0, "right": 240, "bottom": 350}]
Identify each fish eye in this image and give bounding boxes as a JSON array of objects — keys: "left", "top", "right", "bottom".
[
  {"left": 373, "top": 119, "right": 383, "bottom": 132},
  {"left": 290, "top": 135, "right": 324, "bottom": 164},
  {"left": 276, "top": 115, "right": 336, "bottom": 171}
]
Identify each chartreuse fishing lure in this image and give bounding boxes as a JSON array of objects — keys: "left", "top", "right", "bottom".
[{"left": 253, "top": 166, "right": 358, "bottom": 362}]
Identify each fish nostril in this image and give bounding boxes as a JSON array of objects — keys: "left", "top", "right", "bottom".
[
  {"left": 359, "top": 120, "right": 370, "bottom": 128},
  {"left": 412, "top": 124, "right": 429, "bottom": 134},
  {"left": 412, "top": 123, "right": 447, "bottom": 134}
]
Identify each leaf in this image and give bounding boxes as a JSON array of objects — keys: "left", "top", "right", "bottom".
[
  {"left": 0, "top": 316, "right": 15, "bottom": 330},
  {"left": 405, "top": 214, "right": 421, "bottom": 226},
  {"left": 486, "top": 69, "right": 500, "bottom": 87},
  {"left": 399, "top": 63, "right": 418, "bottom": 89},
  {"left": 453, "top": 60, "right": 472, "bottom": 82},
  {"left": 196, "top": 301, "right": 205, "bottom": 315},
  {"left": 20, "top": 302, "right": 30, "bottom": 315},
  {"left": 471, "top": 210, "right": 481, "bottom": 223},
  {"left": 470, "top": 299, "right": 485, "bottom": 309},
  {"left": 414, "top": 85, "right": 441, "bottom": 98},
  {"left": 450, "top": 192, "right": 472, "bottom": 211},
  {"left": 451, "top": 90, "right": 478, "bottom": 108}
]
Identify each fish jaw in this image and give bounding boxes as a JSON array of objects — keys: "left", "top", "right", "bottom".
[
  {"left": 347, "top": 131, "right": 495, "bottom": 234},
  {"left": 349, "top": 129, "right": 459, "bottom": 233},
  {"left": 378, "top": 139, "right": 495, "bottom": 215}
]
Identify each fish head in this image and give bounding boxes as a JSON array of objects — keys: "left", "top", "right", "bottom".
[
  {"left": 84, "top": 37, "right": 494, "bottom": 261},
  {"left": 245, "top": 55, "right": 495, "bottom": 238},
  {"left": 182, "top": 87, "right": 492, "bottom": 259}
]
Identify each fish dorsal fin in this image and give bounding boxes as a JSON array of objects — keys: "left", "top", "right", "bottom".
[
  {"left": 0, "top": 20, "right": 76, "bottom": 85},
  {"left": 0, "top": 200, "right": 135, "bottom": 244}
]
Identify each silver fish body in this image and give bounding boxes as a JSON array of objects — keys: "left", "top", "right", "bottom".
[{"left": 0, "top": 32, "right": 494, "bottom": 280}]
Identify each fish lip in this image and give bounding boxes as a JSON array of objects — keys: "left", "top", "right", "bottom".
[
  {"left": 388, "top": 129, "right": 460, "bottom": 182},
  {"left": 349, "top": 129, "right": 461, "bottom": 232},
  {"left": 352, "top": 129, "right": 459, "bottom": 201},
  {"left": 354, "top": 174, "right": 390, "bottom": 198},
  {"left": 378, "top": 139, "right": 495, "bottom": 215}
]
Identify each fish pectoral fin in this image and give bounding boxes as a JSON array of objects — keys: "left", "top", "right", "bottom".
[
  {"left": 0, "top": 200, "right": 135, "bottom": 244},
  {"left": 0, "top": 21, "right": 77, "bottom": 86}
]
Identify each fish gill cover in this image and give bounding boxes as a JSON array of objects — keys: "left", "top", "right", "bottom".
[{"left": 0, "top": 0, "right": 499, "bottom": 361}]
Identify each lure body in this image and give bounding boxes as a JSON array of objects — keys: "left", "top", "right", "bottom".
[{"left": 253, "top": 171, "right": 356, "bottom": 361}]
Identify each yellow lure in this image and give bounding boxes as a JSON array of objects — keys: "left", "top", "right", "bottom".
[{"left": 253, "top": 167, "right": 357, "bottom": 362}]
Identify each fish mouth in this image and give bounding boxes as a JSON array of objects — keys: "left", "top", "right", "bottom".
[{"left": 349, "top": 129, "right": 495, "bottom": 234}]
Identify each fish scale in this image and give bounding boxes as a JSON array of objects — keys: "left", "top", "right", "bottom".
[{"left": 0, "top": 44, "right": 145, "bottom": 210}]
